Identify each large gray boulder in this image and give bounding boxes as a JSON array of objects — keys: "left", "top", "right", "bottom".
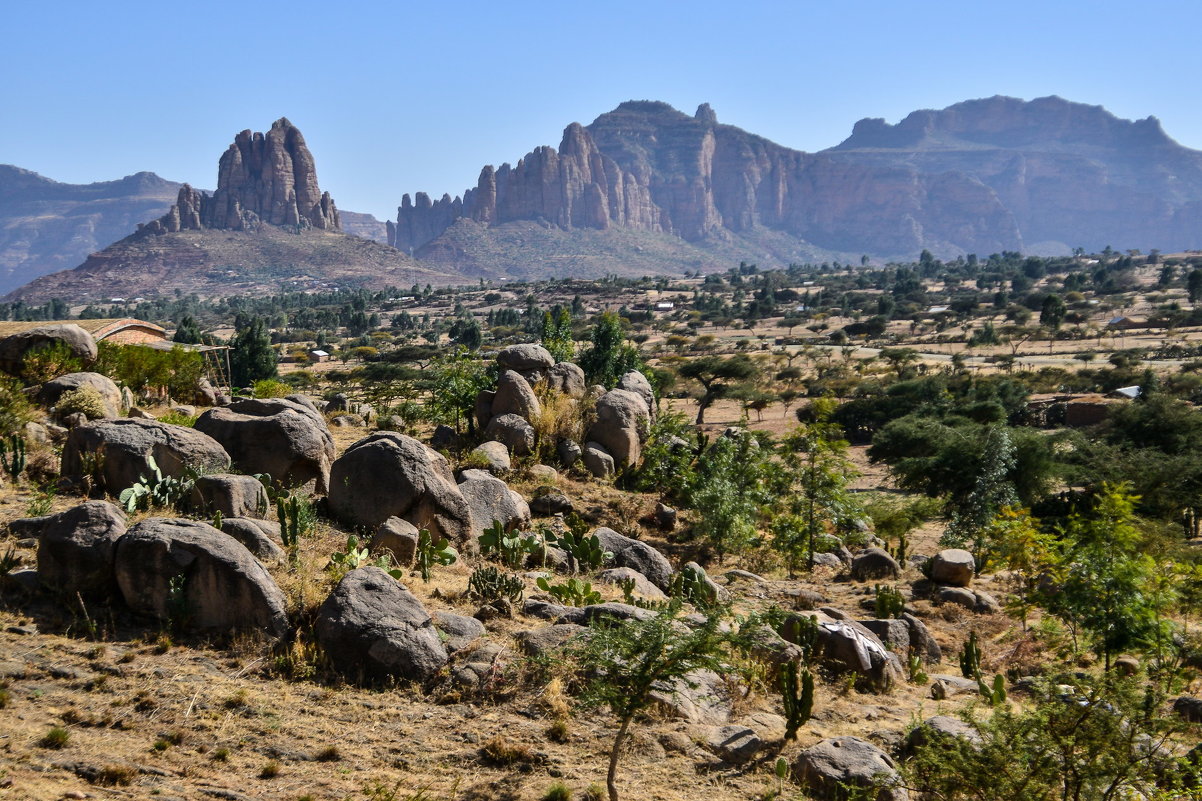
[
  {"left": 194, "top": 396, "right": 335, "bottom": 494},
  {"left": 20, "top": 501, "right": 127, "bottom": 596},
  {"left": 545, "top": 362, "right": 586, "bottom": 398},
  {"left": 189, "top": 474, "right": 269, "bottom": 519},
  {"left": 328, "top": 432, "right": 474, "bottom": 552},
  {"left": 471, "top": 441, "right": 511, "bottom": 474},
  {"left": 0, "top": 324, "right": 96, "bottom": 376},
  {"left": 582, "top": 441, "right": 615, "bottom": 477},
  {"left": 930, "top": 549, "right": 975, "bottom": 586},
  {"left": 851, "top": 548, "right": 902, "bottom": 581},
  {"left": 490, "top": 370, "right": 541, "bottom": 423},
  {"left": 114, "top": 518, "right": 288, "bottom": 640},
  {"left": 782, "top": 610, "right": 904, "bottom": 691},
  {"left": 587, "top": 389, "right": 650, "bottom": 468},
  {"left": 484, "top": 413, "right": 535, "bottom": 456},
  {"left": 39, "top": 372, "right": 123, "bottom": 418},
  {"left": 457, "top": 469, "right": 530, "bottom": 536},
  {"left": 616, "top": 370, "right": 655, "bottom": 419},
  {"left": 61, "top": 418, "right": 230, "bottom": 493},
  {"left": 594, "top": 527, "right": 674, "bottom": 591},
  {"left": 218, "top": 517, "right": 285, "bottom": 563},
  {"left": 315, "top": 567, "right": 448, "bottom": 684},
  {"left": 795, "top": 736, "right": 908, "bottom": 801},
  {"left": 496, "top": 344, "right": 555, "bottom": 381}
]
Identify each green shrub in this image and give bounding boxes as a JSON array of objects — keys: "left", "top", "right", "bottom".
[
  {"left": 253, "top": 379, "right": 290, "bottom": 398},
  {"left": 157, "top": 410, "right": 198, "bottom": 427},
  {"left": 57, "top": 386, "right": 108, "bottom": 419},
  {"left": 0, "top": 377, "right": 33, "bottom": 436},
  {"left": 20, "top": 341, "right": 83, "bottom": 383}
]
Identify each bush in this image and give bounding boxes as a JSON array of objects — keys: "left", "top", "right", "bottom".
[
  {"left": 57, "top": 386, "right": 107, "bottom": 419},
  {"left": 0, "top": 376, "right": 33, "bottom": 436},
  {"left": 253, "top": 379, "right": 291, "bottom": 398},
  {"left": 20, "top": 341, "right": 83, "bottom": 384},
  {"left": 94, "top": 341, "right": 204, "bottom": 398}
]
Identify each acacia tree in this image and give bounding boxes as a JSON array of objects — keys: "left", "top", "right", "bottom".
[
  {"left": 678, "top": 355, "right": 758, "bottom": 424},
  {"left": 426, "top": 347, "right": 492, "bottom": 436},
  {"left": 570, "top": 602, "right": 739, "bottom": 801}
]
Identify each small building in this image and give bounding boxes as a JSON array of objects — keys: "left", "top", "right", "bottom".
[
  {"left": 654, "top": 302, "right": 675, "bottom": 311},
  {"left": 309, "top": 349, "right": 330, "bottom": 363},
  {"left": 1111, "top": 385, "right": 1142, "bottom": 400},
  {"left": 1106, "top": 316, "right": 1145, "bottom": 330}
]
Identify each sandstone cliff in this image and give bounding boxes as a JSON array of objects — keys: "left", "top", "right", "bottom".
[
  {"left": 141, "top": 118, "right": 339, "bottom": 236},
  {"left": 392, "top": 100, "right": 1022, "bottom": 264}
]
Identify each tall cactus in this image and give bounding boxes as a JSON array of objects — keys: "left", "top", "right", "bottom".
[
  {"left": 278, "top": 496, "right": 303, "bottom": 550},
  {"left": 781, "top": 665, "right": 815, "bottom": 740},
  {"left": 960, "top": 630, "right": 983, "bottom": 679},
  {"left": 0, "top": 434, "right": 26, "bottom": 483}
]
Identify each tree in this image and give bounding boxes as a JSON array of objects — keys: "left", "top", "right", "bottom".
[
  {"left": 173, "top": 315, "right": 202, "bottom": 344},
  {"left": 579, "top": 312, "right": 641, "bottom": 388},
  {"left": 1047, "top": 485, "right": 1167, "bottom": 670},
  {"left": 426, "top": 347, "right": 492, "bottom": 435},
  {"left": 540, "top": 307, "right": 575, "bottom": 362},
  {"left": 569, "top": 602, "right": 739, "bottom": 801},
  {"left": 229, "top": 317, "right": 277, "bottom": 387},
  {"left": 686, "top": 429, "right": 775, "bottom": 559},
  {"left": 447, "top": 316, "right": 482, "bottom": 350},
  {"left": 1040, "top": 294, "right": 1066, "bottom": 332},
  {"left": 1189, "top": 268, "right": 1202, "bottom": 305},
  {"left": 777, "top": 399, "right": 859, "bottom": 572},
  {"left": 678, "top": 355, "right": 758, "bottom": 424},
  {"left": 941, "top": 426, "right": 1019, "bottom": 565}
]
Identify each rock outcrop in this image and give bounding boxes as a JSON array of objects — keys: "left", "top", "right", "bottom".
[
  {"left": 142, "top": 119, "right": 339, "bottom": 235},
  {"left": 61, "top": 418, "right": 231, "bottom": 493}
]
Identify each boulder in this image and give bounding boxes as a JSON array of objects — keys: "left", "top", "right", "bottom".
[
  {"left": 929, "top": 674, "right": 981, "bottom": 699},
  {"left": 22, "top": 501, "right": 126, "bottom": 596},
  {"left": 219, "top": 517, "right": 285, "bottom": 563},
  {"left": 114, "top": 518, "right": 288, "bottom": 639},
  {"left": 557, "top": 438, "right": 582, "bottom": 468},
  {"left": 327, "top": 432, "right": 474, "bottom": 552},
  {"left": 371, "top": 517, "right": 420, "bottom": 566},
  {"left": 594, "top": 527, "right": 674, "bottom": 591},
  {"left": 781, "top": 610, "right": 903, "bottom": 691},
  {"left": 795, "top": 736, "right": 908, "bottom": 801},
  {"left": 330, "top": 414, "right": 365, "bottom": 427},
  {"left": 194, "top": 397, "right": 335, "bottom": 493},
  {"left": 904, "top": 716, "right": 983, "bottom": 754},
  {"left": 860, "top": 618, "right": 912, "bottom": 654},
  {"left": 530, "top": 488, "right": 573, "bottom": 516},
  {"left": 901, "top": 613, "right": 942, "bottom": 663},
  {"left": 582, "top": 441, "right": 615, "bottom": 477},
  {"left": 930, "top": 549, "right": 975, "bottom": 586},
  {"left": 596, "top": 567, "right": 667, "bottom": 600},
  {"left": 450, "top": 641, "right": 508, "bottom": 690},
  {"left": 496, "top": 344, "right": 555, "bottom": 380},
  {"left": 61, "top": 418, "right": 230, "bottom": 493},
  {"left": 0, "top": 324, "right": 96, "bottom": 375},
  {"left": 1173, "top": 695, "right": 1202, "bottom": 724},
  {"left": 529, "top": 464, "right": 558, "bottom": 482},
  {"left": 587, "top": 389, "right": 650, "bottom": 468},
  {"left": 651, "top": 669, "right": 731, "bottom": 724},
  {"left": 515, "top": 623, "right": 587, "bottom": 657},
  {"left": 430, "top": 424, "right": 459, "bottom": 452},
  {"left": 851, "top": 548, "right": 902, "bottom": 581},
  {"left": 189, "top": 474, "right": 269, "bottom": 519},
  {"left": 471, "top": 441, "right": 511, "bottom": 474},
  {"left": 655, "top": 502, "right": 677, "bottom": 530},
  {"left": 681, "top": 561, "right": 729, "bottom": 603},
  {"left": 545, "top": 362, "right": 586, "bottom": 397},
  {"left": 616, "top": 370, "right": 655, "bottom": 419},
  {"left": 490, "top": 370, "right": 541, "bottom": 422},
  {"left": 483, "top": 414, "right": 535, "bottom": 456},
  {"left": 702, "top": 725, "right": 764, "bottom": 765},
  {"left": 315, "top": 567, "right": 448, "bottom": 684},
  {"left": 39, "top": 372, "right": 122, "bottom": 418},
  {"left": 474, "top": 390, "right": 495, "bottom": 433},
  {"left": 432, "top": 611, "right": 486, "bottom": 653},
  {"left": 457, "top": 469, "right": 530, "bottom": 536},
  {"left": 937, "top": 586, "right": 1001, "bottom": 614}
]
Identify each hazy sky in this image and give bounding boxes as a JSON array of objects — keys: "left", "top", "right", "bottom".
[{"left": 4, "top": 0, "right": 1199, "bottom": 220}]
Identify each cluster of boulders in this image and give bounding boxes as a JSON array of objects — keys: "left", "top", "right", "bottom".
[{"left": 468, "top": 343, "right": 652, "bottom": 478}]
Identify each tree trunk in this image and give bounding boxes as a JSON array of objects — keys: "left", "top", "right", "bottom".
[{"left": 607, "top": 715, "right": 632, "bottom": 801}]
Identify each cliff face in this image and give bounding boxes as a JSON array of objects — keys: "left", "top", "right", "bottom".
[
  {"left": 826, "top": 95, "right": 1202, "bottom": 252},
  {"left": 142, "top": 118, "right": 339, "bottom": 236},
  {"left": 393, "top": 100, "right": 1021, "bottom": 261}
]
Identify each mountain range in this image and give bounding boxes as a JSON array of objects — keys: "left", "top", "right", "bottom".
[{"left": 6, "top": 95, "right": 1202, "bottom": 301}]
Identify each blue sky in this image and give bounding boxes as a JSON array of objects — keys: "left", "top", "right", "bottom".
[{"left": 3, "top": 0, "right": 1199, "bottom": 220}]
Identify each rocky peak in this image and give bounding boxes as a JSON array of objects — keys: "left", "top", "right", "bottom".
[
  {"left": 694, "top": 103, "right": 717, "bottom": 125},
  {"left": 140, "top": 118, "right": 340, "bottom": 236}
]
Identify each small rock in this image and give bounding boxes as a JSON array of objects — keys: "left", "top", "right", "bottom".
[{"left": 930, "top": 549, "right": 975, "bottom": 587}]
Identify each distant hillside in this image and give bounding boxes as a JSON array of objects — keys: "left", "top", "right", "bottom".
[
  {"left": 0, "top": 166, "right": 182, "bottom": 293},
  {"left": 8, "top": 119, "right": 462, "bottom": 302},
  {"left": 390, "top": 96, "right": 1202, "bottom": 274}
]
